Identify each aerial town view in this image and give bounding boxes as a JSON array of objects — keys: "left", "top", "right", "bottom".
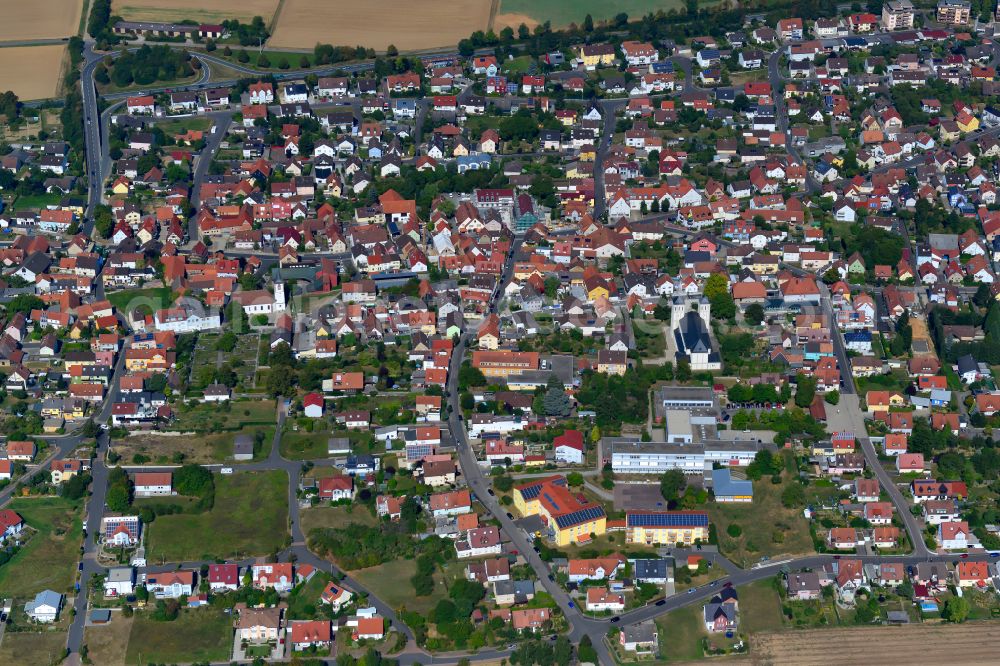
[{"left": 5, "top": 0, "right": 1000, "bottom": 664}]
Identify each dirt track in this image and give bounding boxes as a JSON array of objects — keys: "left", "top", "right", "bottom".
[{"left": 749, "top": 623, "right": 1000, "bottom": 665}]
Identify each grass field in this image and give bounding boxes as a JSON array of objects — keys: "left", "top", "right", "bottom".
[
  {"left": 12, "top": 192, "right": 63, "bottom": 209},
  {"left": 171, "top": 400, "right": 275, "bottom": 432},
  {"left": 751, "top": 623, "right": 1000, "bottom": 664},
  {"left": 113, "top": 0, "right": 280, "bottom": 23},
  {"left": 106, "top": 286, "right": 176, "bottom": 314},
  {"left": 707, "top": 475, "right": 814, "bottom": 567},
  {"left": 496, "top": 0, "right": 714, "bottom": 30},
  {"left": 0, "top": 496, "right": 83, "bottom": 597},
  {"left": 83, "top": 613, "right": 134, "bottom": 666},
  {"left": 738, "top": 579, "right": 784, "bottom": 635},
  {"left": 352, "top": 559, "right": 466, "bottom": 615},
  {"left": 0, "top": 628, "right": 69, "bottom": 666},
  {"left": 146, "top": 470, "right": 288, "bottom": 561},
  {"left": 125, "top": 607, "right": 232, "bottom": 664},
  {"left": 269, "top": 0, "right": 492, "bottom": 52},
  {"left": 300, "top": 503, "right": 380, "bottom": 535},
  {"left": 154, "top": 116, "right": 213, "bottom": 134},
  {"left": 0, "top": 46, "right": 67, "bottom": 101},
  {"left": 655, "top": 604, "right": 705, "bottom": 662},
  {"left": 0, "top": 0, "right": 84, "bottom": 42}
]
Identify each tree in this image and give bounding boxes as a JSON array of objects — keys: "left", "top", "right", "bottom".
[
  {"left": 5, "top": 294, "right": 44, "bottom": 316},
  {"left": 781, "top": 483, "right": 805, "bottom": 508},
  {"left": 659, "top": 469, "right": 686, "bottom": 503},
  {"left": 973, "top": 283, "right": 992, "bottom": 309},
  {"left": 727, "top": 523, "right": 742, "bottom": 537},
  {"left": 583, "top": 13, "right": 594, "bottom": 31},
  {"left": 825, "top": 390, "right": 840, "bottom": 405},
  {"left": 744, "top": 302, "right": 765, "bottom": 326},
  {"left": 704, "top": 273, "right": 729, "bottom": 301},
  {"left": 943, "top": 595, "right": 969, "bottom": 623},
  {"left": 794, "top": 373, "right": 818, "bottom": 408},
  {"left": 567, "top": 472, "right": 584, "bottom": 487},
  {"left": 105, "top": 484, "right": 130, "bottom": 512},
  {"left": 542, "top": 374, "right": 571, "bottom": 417}
]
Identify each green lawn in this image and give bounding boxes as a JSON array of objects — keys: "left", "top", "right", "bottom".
[
  {"left": 0, "top": 496, "right": 83, "bottom": 597},
  {"left": 12, "top": 193, "right": 62, "bottom": 210},
  {"left": 707, "top": 475, "right": 815, "bottom": 567},
  {"left": 280, "top": 426, "right": 374, "bottom": 460},
  {"left": 499, "top": 0, "right": 718, "bottom": 28},
  {"left": 738, "top": 579, "right": 784, "bottom": 634},
  {"left": 125, "top": 607, "right": 232, "bottom": 664},
  {"left": 106, "top": 286, "right": 176, "bottom": 315},
  {"left": 154, "top": 116, "right": 213, "bottom": 135},
  {"left": 146, "top": 471, "right": 288, "bottom": 561},
  {"left": 655, "top": 604, "right": 705, "bottom": 662}
]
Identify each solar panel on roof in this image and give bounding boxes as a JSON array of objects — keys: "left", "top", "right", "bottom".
[
  {"left": 555, "top": 506, "right": 606, "bottom": 529},
  {"left": 627, "top": 512, "right": 709, "bottom": 528}
]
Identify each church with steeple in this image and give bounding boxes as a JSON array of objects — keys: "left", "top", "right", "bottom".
[{"left": 670, "top": 295, "right": 721, "bottom": 370}]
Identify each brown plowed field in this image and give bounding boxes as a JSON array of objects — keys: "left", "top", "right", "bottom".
[{"left": 749, "top": 623, "right": 1000, "bottom": 665}]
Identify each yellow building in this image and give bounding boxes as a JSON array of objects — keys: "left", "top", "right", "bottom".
[
  {"left": 624, "top": 511, "right": 710, "bottom": 546},
  {"left": 513, "top": 476, "right": 607, "bottom": 547},
  {"left": 578, "top": 44, "right": 616, "bottom": 69}
]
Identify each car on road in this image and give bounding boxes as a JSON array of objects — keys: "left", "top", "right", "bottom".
[
  {"left": 220, "top": 467, "right": 233, "bottom": 475},
  {"left": 655, "top": 599, "right": 666, "bottom": 606},
  {"left": 687, "top": 589, "right": 695, "bottom": 594},
  {"left": 610, "top": 616, "right": 620, "bottom": 623},
  {"left": 487, "top": 488, "right": 495, "bottom": 496},
  {"left": 568, "top": 601, "right": 574, "bottom": 608},
  {"left": 506, "top": 512, "right": 514, "bottom": 520}
]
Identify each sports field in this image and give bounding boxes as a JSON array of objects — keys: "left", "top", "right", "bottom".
[
  {"left": 269, "top": 0, "right": 493, "bottom": 52},
  {"left": 497, "top": 0, "right": 711, "bottom": 30},
  {"left": 0, "top": 46, "right": 67, "bottom": 100},
  {"left": 113, "top": 0, "right": 281, "bottom": 24},
  {"left": 0, "top": 0, "right": 85, "bottom": 42}
]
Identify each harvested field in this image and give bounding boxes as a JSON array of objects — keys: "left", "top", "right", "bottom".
[
  {"left": 750, "top": 623, "right": 1000, "bottom": 665},
  {"left": 0, "top": 1, "right": 85, "bottom": 42},
  {"left": 0, "top": 46, "right": 67, "bottom": 101},
  {"left": 113, "top": 0, "right": 280, "bottom": 24},
  {"left": 269, "top": 0, "right": 492, "bottom": 52}
]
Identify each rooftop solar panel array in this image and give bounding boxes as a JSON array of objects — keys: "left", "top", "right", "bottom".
[
  {"left": 554, "top": 505, "right": 606, "bottom": 529},
  {"left": 626, "top": 512, "right": 709, "bottom": 528}
]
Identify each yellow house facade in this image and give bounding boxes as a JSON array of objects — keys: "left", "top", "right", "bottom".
[{"left": 625, "top": 511, "right": 710, "bottom": 546}]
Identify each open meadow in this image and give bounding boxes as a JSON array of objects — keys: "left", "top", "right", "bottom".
[
  {"left": 0, "top": 46, "right": 67, "bottom": 101},
  {"left": 145, "top": 470, "right": 288, "bottom": 561},
  {"left": 496, "top": 0, "right": 714, "bottom": 30},
  {"left": 269, "top": 0, "right": 493, "bottom": 52},
  {"left": 112, "top": 0, "right": 281, "bottom": 24},
  {"left": 0, "top": 1, "right": 84, "bottom": 42}
]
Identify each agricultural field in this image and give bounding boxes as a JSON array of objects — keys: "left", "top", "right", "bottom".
[
  {"left": 124, "top": 607, "right": 233, "bottom": 664},
  {"left": 145, "top": 470, "right": 288, "bottom": 561},
  {"left": 113, "top": 0, "right": 280, "bottom": 24},
  {"left": 269, "top": 0, "right": 492, "bottom": 52},
  {"left": 0, "top": 0, "right": 84, "bottom": 42},
  {"left": 0, "top": 46, "right": 67, "bottom": 100},
  {"left": 750, "top": 623, "right": 1000, "bottom": 664},
  {"left": 496, "top": 0, "right": 713, "bottom": 30},
  {"left": 0, "top": 496, "right": 83, "bottom": 597}
]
